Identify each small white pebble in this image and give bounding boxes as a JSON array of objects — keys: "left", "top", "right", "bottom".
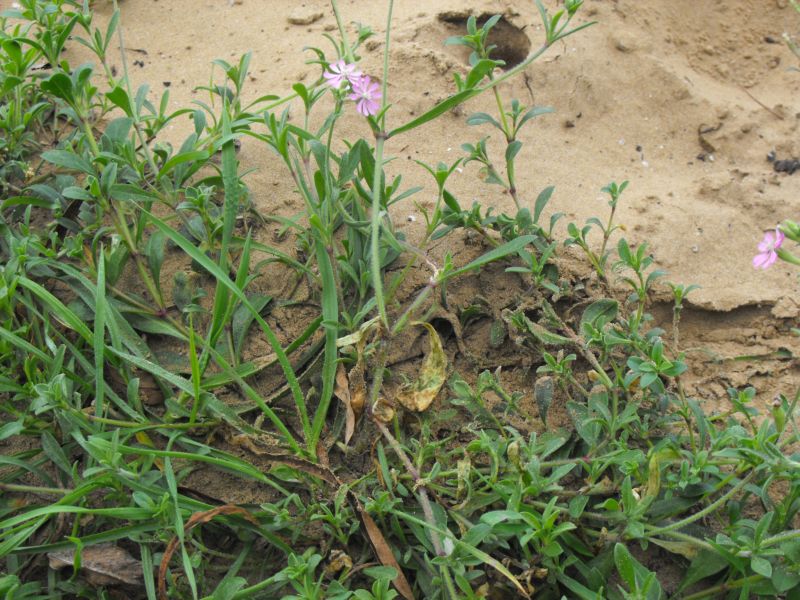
[
  {"left": 406, "top": 215, "right": 416, "bottom": 223},
  {"left": 691, "top": 245, "right": 699, "bottom": 253},
  {"left": 641, "top": 160, "right": 649, "bottom": 168},
  {"left": 618, "top": 138, "right": 625, "bottom": 145},
  {"left": 456, "top": 167, "right": 463, "bottom": 173}
]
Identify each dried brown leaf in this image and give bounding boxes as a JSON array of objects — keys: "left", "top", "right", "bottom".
[
  {"left": 348, "top": 362, "right": 366, "bottom": 417},
  {"left": 371, "top": 396, "right": 395, "bottom": 423},
  {"left": 158, "top": 505, "right": 258, "bottom": 599},
  {"left": 356, "top": 506, "right": 415, "bottom": 600},
  {"left": 396, "top": 322, "right": 447, "bottom": 412},
  {"left": 334, "top": 364, "right": 357, "bottom": 444},
  {"left": 324, "top": 549, "right": 353, "bottom": 576},
  {"left": 48, "top": 543, "right": 143, "bottom": 586}
]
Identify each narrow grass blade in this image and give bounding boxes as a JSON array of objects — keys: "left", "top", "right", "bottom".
[
  {"left": 442, "top": 234, "right": 535, "bottom": 281},
  {"left": 17, "top": 277, "right": 93, "bottom": 342},
  {"left": 144, "top": 209, "right": 309, "bottom": 454},
  {"left": 390, "top": 509, "right": 529, "bottom": 598},
  {"left": 308, "top": 242, "right": 338, "bottom": 455},
  {"left": 205, "top": 105, "right": 240, "bottom": 355},
  {"left": 93, "top": 248, "right": 107, "bottom": 418}
]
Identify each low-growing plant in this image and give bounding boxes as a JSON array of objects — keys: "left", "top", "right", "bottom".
[{"left": 2, "top": 0, "right": 800, "bottom": 599}]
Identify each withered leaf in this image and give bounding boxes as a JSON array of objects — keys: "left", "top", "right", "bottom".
[
  {"left": 371, "top": 396, "right": 395, "bottom": 424},
  {"left": 158, "top": 505, "right": 259, "bottom": 600},
  {"left": 324, "top": 549, "right": 353, "bottom": 576},
  {"left": 355, "top": 506, "right": 415, "bottom": 600},
  {"left": 48, "top": 543, "right": 143, "bottom": 586},
  {"left": 334, "top": 364, "right": 357, "bottom": 445},
  {"left": 396, "top": 322, "right": 447, "bottom": 412}
]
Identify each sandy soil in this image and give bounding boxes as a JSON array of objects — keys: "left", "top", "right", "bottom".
[{"left": 66, "top": 0, "right": 800, "bottom": 410}]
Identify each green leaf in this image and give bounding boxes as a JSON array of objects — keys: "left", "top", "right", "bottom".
[
  {"left": 505, "top": 140, "right": 522, "bottom": 163},
  {"left": 390, "top": 509, "right": 528, "bottom": 597},
  {"left": 581, "top": 298, "right": 618, "bottom": 331},
  {"left": 40, "top": 72, "right": 73, "bottom": 103},
  {"left": 41, "top": 150, "right": 95, "bottom": 176},
  {"left": 308, "top": 243, "right": 338, "bottom": 453},
  {"left": 106, "top": 85, "right": 133, "bottom": 116},
  {"left": 144, "top": 210, "right": 305, "bottom": 454},
  {"left": 231, "top": 294, "right": 271, "bottom": 356},
  {"left": 465, "top": 58, "right": 500, "bottom": 89},
  {"left": 517, "top": 105, "right": 554, "bottom": 130},
  {"left": 93, "top": 249, "right": 107, "bottom": 414},
  {"left": 389, "top": 89, "right": 479, "bottom": 138},
  {"left": 156, "top": 150, "right": 210, "bottom": 179},
  {"left": 0, "top": 419, "right": 23, "bottom": 441},
  {"left": 568, "top": 495, "right": 589, "bottom": 519},
  {"left": 507, "top": 310, "right": 570, "bottom": 346},
  {"left": 533, "top": 185, "right": 554, "bottom": 224},
  {"left": 109, "top": 184, "right": 158, "bottom": 202},
  {"left": 442, "top": 235, "right": 535, "bottom": 281},
  {"left": 614, "top": 543, "right": 638, "bottom": 590},
  {"left": 466, "top": 112, "right": 502, "bottom": 129},
  {"left": 146, "top": 230, "right": 166, "bottom": 299},
  {"left": 772, "top": 565, "right": 800, "bottom": 593},
  {"left": 751, "top": 556, "right": 772, "bottom": 578},
  {"left": 534, "top": 375, "right": 554, "bottom": 425},
  {"left": 109, "top": 348, "right": 194, "bottom": 396},
  {"left": 41, "top": 431, "right": 73, "bottom": 476},
  {"left": 555, "top": 573, "right": 604, "bottom": 600},
  {"left": 2, "top": 196, "right": 58, "bottom": 210}
]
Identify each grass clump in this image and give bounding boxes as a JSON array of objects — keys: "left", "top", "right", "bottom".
[{"left": 1, "top": 1, "right": 799, "bottom": 599}]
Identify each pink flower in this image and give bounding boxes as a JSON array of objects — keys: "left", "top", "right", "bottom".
[
  {"left": 348, "top": 75, "right": 382, "bottom": 117},
  {"left": 753, "top": 228, "right": 785, "bottom": 269},
  {"left": 324, "top": 60, "right": 361, "bottom": 89}
]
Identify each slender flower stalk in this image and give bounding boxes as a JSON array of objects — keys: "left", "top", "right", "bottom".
[{"left": 369, "top": 0, "right": 394, "bottom": 328}]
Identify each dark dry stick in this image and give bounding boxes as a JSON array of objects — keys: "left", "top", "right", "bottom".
[{"left": 741, "top": 87, "right": 784, "bottom": 120}]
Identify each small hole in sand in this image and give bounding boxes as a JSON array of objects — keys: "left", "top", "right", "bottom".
[{"left": 438, "top": 13, "right": 531, "bottom": 69}]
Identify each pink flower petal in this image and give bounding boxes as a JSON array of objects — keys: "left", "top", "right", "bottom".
[{"left": 753, "top": 251, "right": 778, "bottom": 269}]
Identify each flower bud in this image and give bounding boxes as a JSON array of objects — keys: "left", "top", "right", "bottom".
[
  {"left": 566, "top": 0, "right": 583, "bottom": 16},
  {"left": 507, "top": 440, "right": 522, "bottom": 470}
]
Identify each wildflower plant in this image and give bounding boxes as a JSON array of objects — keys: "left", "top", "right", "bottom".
[{"left": 1, "top": 0, "right": 800, "bottom": 599}]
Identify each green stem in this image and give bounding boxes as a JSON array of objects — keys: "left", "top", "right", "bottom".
[
  {"left": 647, "top": 471, "right": 755, "bottom": 536},
  {"left": 329, "top": 0, "right": 354, "bottom": 62},
  {"left": 760, "top": 528, "right": 800, "bottom": 549},
  {"left": 0, "top": 483, "right": 72, "bottom": 496},
  {"left": 375, "top": 418, "right": 445, "bottom": 557},
  {"left": 369, "top": 0, "right": 395, "bottom": 328},
  {"left": 82, "top": 119, "right": 101, "bottom": 157},
  {"left": 111, "top": 0, "right": 159, "bottom": 179},
  {"left": 682, "top": 575, "right": 763, "bottom": 600},
  {"left": 440, "top": 565, "right": 459, "bottom": 600},
  {"left": 391, "top": 283, "right": 434, "bottom": 335},
  {"left": 492, "top": 86, "right": 511, "bottom": 140},
  {"left": 597, "top": 202, "right": 617, "bottom": 275}
]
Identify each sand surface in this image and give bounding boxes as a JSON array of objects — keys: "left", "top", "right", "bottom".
[
  {"left": 83, "top": 0, "right": 799, "bottom": 306},
  {"left": 65, "top": 0, "right": 800, "bottom": 411}
]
